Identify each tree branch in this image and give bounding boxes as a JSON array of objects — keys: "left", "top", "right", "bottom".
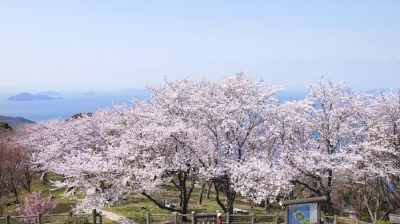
[{"left": 141, "top": 191, "right": 180, "bottom": 213}]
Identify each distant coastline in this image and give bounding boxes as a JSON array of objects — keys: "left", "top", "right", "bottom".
[
  {"left": 0, "top": 89, "right": 388, "bottom": 122},
  {"left": 0, "top": 115, "right": 35, "bottom": 129},
  {"left": 0, "top": 91, "right": 149, "bottom": 122}
]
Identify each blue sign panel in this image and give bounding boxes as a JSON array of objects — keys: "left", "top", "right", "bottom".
[{"left": 288, "top": 203, "right": 318, "bottom": 224}]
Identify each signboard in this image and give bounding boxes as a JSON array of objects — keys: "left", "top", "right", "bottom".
[
  {"left": 194, "top": 214, "right": 217, "bottom": 224},
  {"left": 282, "top": 197, "right": 326, "bottom": 224},
  {"left": 389, "top": 214, "right": 400, "bottom": 224},
  {"left": 288, "top": 203, "right": 318, "bottom": 224}
]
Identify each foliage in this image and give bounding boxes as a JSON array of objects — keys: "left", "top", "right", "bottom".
[
  {"left": 15, "top": 192, "right": 58, "bottom": 224},
  {"left": 0, "top": 122, "right": 12, "bottom": 130},
  {"left": 0, "top": 140, "right": 32, "bottom": 202},
  {"left": 69, "top": 112, "right": 93, "bottom": 120},
  {"left": 20, "top": 73, "right": 400, "bottom": 221}
]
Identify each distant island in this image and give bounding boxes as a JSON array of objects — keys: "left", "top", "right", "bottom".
[{"left": 7, "top": 92, "right": 62, "bottom": 101}]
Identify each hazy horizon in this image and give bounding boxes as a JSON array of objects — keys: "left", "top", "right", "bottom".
[{"left": 1, "top": 1, "right": 399, "bottom": 92}]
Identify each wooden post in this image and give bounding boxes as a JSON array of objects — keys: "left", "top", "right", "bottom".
[
  {"left": 275, "top": 213, "right": 279, "bottom": 224},
  {"left": 333, "top": 215, "right": 337, "bottom": 224},
  {"left": 6, "top": 215, "right": 11, "bottom": 224},
  {"left": 98, "top": 211, "right": 103, "bottom": 224},
  {"left": 92, "top": 209, "right": 97, "bottom": 224},
  {"left": 191, "top": 211, "right": 195, "bottom": 224},
  {"left": 146, "top": 212, "right": 151, "bottom": 224},
  {"left": 36, "top": 212, "right": 42, "bottom": 224},
  {"left": 317, "top": 202, "right": 321, "bottom": 224},
  {"left": 251, "top": 213, "right": 255, "bottom": 224},
  {"left": 226, "top": 212, "right": 230, "bottom": 224},
  {"left": 356, "top": 218, "right": 360, "bottom": 224},
  {"left": 285, "top": 205, "right": 289, "bottom": 224},
  {"left": 173, "top": 212, "right": 178, "bottom": 224}
]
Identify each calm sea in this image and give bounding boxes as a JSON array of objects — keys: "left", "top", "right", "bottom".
[
  {"left": 0, "top": 91, "right": 149, "bottom": 122},
  {"left": 0, "top": 90, "right": 306, "bottom": 122}
]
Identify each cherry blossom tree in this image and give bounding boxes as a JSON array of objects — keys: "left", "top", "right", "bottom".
[
  {"left": 0, "top": 140, "right": 32, "bottom": 203},
  {"left": 362, "top": 89, "right": 400, "bottom": 179},
  {"left": 122, "top": 73, "right": 286, "bottom": 214},
  {"left": 15, "top": 192, "right": 57, "bottom": 224},
  {"left": 168, "top": 73, "right": 285, "bottom": 213},
  {"left": 277, "top": 81, "right": 367, "bottom": 215},
  {"left": 23, "top": 73, "right": 289, "bottom": 214},
  {"left": 121, "top": 97, "right": 206, "bottom": 215},
  {"left": 23, "top": 74, "right": 400, "bottom": 218},
  {"left": 22, "top": 107, "right": 133, "bottom": 210},
  {"left": 349, "top": 89, "right": 400, "bottom": 222}
]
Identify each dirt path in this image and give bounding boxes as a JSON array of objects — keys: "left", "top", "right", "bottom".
[{"left": 100, "top": 210, "right": 138, "bottom": 224}]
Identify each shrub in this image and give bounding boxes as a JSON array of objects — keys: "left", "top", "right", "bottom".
[
  {"left": 0, "top": 122, "right": 12, "bottom": 130},
  {"left": 15, "top": 192, "right": 58, "bottom": 224},
  {"left": 376, "top": 220, "right": 390, "bottom": 224}
]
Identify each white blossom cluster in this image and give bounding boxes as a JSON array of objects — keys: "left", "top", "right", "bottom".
[{"left": 21, "top": 73, "right": 400, "bottom": 212}]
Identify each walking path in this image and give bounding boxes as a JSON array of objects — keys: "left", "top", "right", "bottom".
[{"left": 100, "top": 210, "right": 138, "bottom": 224}]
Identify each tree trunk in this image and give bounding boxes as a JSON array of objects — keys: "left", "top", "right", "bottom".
[
  {"left": 325, "top": 169, "right": 334, "bottom": 216},
  {"left": 142, "top": 170, "right": 195, "bottom": 221},
  {"left": 198, "top": 183, "right": 205, "bottom": 205},
  {"left": 178, "top": 171, "right": 195, "bottom": 221},
  {"left": 326, "top": 194, "right": 334, "bottom": 216},
  {"left": 264, "top": 199, "right": 271, "bottom": 213},
  {"left": 207, "top": 182, "right": 212, "bottom": 199},
  {"left": 214, "top": 185, "right": 227, "bottom": 213},
  {"left": 364, "top": 195, "right": 376, "bottom": 223},
  {"left": 214, "top": 176, "right": 236, "bottom": 214},
  {"left": 226, "top": 191, "right": 236, "bottom": 214},
  {"left": 13, "top": 190, "right": 19, "bottom": 203},
  {"left": 40, "top": 172, "right": 48, "bottom": 183}
]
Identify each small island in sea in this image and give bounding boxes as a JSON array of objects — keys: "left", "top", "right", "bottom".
[{"left": 7, "top": 92, "right": 62, "bottom": 101}]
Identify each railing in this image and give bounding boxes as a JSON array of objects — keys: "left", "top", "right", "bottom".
[
  {"left": 0, "top": 209, "right": 103, "bottom": 224},
  {"left": 147, "top": 212, "right": 373, "bottom": 224},
  {"left": 323, "top": 216, "right": 371, "bottom": 224},
  {"left": 390, "top": 214, "right": 400, "bottom": 224},
  {"left": 146, "top": 212, "right": 280, "bottom": 224}
]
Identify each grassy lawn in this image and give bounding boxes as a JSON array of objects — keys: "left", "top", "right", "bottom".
[
  {"left": 0, "top": 174, "right": 117, "bottom": 224},
  {"left": 104, "top": 184, "right": 283, "bottom": 223},
  {"left": 0, "top": 174, "right": 76, "bottom": 216},
  {"left": 1, "top": 174, "right": 283, "bottom": 223}
]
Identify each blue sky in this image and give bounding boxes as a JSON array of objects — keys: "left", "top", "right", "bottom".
[{"left": 0, "top": 0, "right": 399, "bottom": 91}]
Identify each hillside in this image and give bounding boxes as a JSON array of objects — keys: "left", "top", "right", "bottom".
[{"left": 0, "top": 115, "right": 35, "bottom": 129}]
